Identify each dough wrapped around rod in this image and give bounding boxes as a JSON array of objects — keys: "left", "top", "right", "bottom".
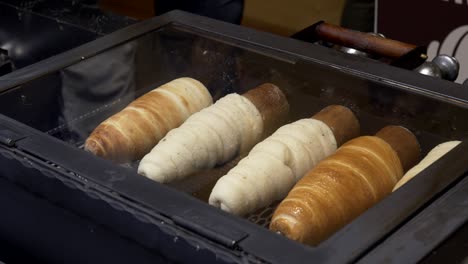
[
  {"left": 393, "top": 140, "right": 461, "bottom": 191},
  {"left": 270, "top": 125, "right": 421, "bottom": 246},
  {"left": 138, "top": 83, "right": 289, "bottom": 183},
  {"left": 85, "top": 77, "right": 212, "bottom": 163},
  {"left": 209, "top": 105, "right": 360, "bottom": 216}
]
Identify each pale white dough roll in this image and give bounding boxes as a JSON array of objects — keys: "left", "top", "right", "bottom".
[
  {"left": 393, "top": 140, "right": 461, "bottom": 191},
  {"left": 209, "top": 118, "right": 338, "bottom": 216},
  {"left": 138, "top": 93, "right": 263, "bottom": 183}
]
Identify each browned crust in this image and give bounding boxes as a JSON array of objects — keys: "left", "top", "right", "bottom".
[
  {"left": 242, "top": 83, "right": 290, "bottom": 137},
  {"left": 84, "top": 81, "right": 196, "bottom": 163},
  {"left": 270, "top": 136, "right": 403, "bottom": 245},
  {"left": 312, "top": 105, "right": 360, "bottom": 146},
  {"left": 375, "top": 125, "right": 421, "bottom": 173}
]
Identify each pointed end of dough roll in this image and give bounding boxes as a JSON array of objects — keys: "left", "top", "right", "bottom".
[
  {"left": 84, "top": 138, "right": 103, "bottom": 157},
  {"left": 312, "top": 105, "right": 360, "bottom": 146},
  {"left": 243, "top": 83, "right": 290, "bottom": 136},
  {"left": 209, "top": 178, "right": 246, "bottom": 216},
  {"left": 375, "top": 126, "right": 421, "bottom": 173},
  {"left": 270, "top": 214, "right": 305, "bottom": 244},
  {"left": 84, "top": 125, "right": 133, "bottom": 163},
  {"left": 209, "top": 198, "right": 235, "bottom": 215},
  {"left": 84, "top": 136, "right": 121, "bottom": 162},
  {"left": 138, "top": 161, "right": 168, "bottom": 183}
]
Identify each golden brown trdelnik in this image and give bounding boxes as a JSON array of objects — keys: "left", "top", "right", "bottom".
[
  {"left": 270, "top": 125, "right": 420, "bottom": 246},
  {"left": 85, "top": 77, "right": 212, "bottom": 163}
]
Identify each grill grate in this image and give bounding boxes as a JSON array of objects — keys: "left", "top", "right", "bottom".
[{"left": 247, "top": 203, "right": 279, "bottom": 228}]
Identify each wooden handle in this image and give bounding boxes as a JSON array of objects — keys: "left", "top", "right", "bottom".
[
  {"left": 243, "top": 83, "right": 289, "bottom": 137},
  {"left": 312, "top": 105, "right": 360, "bottom": 146},
  {"left": 315, "top": 22, "right": 419, "bottom": 59},
  {"left": 375, "top": 126, "right": 421, "bottom": 173}
]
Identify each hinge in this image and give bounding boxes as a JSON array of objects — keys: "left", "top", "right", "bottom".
[
  {"left": 0, "top": 128, "right": 27, "bottom": 147},
  {"left": 172, "top": 209, "right": 248, "bottom": 248}
]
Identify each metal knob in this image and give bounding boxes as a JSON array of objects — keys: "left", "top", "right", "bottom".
[
  {"left": 432, "top": 55, "right": 459, "bottom": 81},
  {"left": 415, "top": 62, "right": 443, "bottom": 78}
]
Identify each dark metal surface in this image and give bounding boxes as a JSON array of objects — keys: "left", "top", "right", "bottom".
[
  {"left": 0, "top": 113, "right": 168, "bottom": 264},
  {"left": 0, "top": 0, "right": 135, "bottom": 35},
  {"left": 0, "top": 114, "right": 250, "bottom": 264},
  {"left": 0, "top": 0, "right": 135, "bottom": 76},
  {"left": 0, "top": 48, "right": 14, "bottom": 76},
  {"left": 0, "top": 175, "right": 166, "bottom": 264},
  {"left": 421, "top": 222, "right": 468, "bottom": 264},
  {"left": 358, "top": 171, "right": 468, "bottom": 263},
  {"left": 0, "top": 115, "right": 243, "bottom": 264},
  {"left": 0, "top": 3, "right": 97, "bottom": 69},
  {"left": 0, "top": 10, "right": 467, "bottom": 264}
]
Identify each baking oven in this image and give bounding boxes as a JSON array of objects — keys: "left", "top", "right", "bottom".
[{"left": 0, "top": 11, "right": 467, "bottom": 264}]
